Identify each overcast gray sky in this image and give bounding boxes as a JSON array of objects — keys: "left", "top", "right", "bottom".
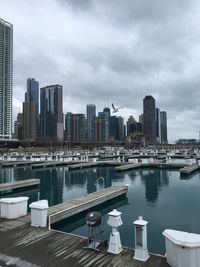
[{"left": 1, "top": 0, "right": 200, "bottom": 143}]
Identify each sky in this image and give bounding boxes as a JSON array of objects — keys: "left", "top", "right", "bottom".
[{"left": 1, "top": 0, "right": 200, "bottom": 143}]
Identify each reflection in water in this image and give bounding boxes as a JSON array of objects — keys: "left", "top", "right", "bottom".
[
  {"left": 65, "top": 168, "right": 112, "bottom": 194},
  {"left": 140, "top": 169, "right": 169, "bottom": 203},
  {"left": 37, "top": 168, "right": 64, "bottom": 206},
  {"left": 0, "top": 168, "right": 14, "bottom": 183}
]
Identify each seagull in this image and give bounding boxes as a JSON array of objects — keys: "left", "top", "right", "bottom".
[{"left": 112, "top": 103, "right": 123, "bottom": 113}]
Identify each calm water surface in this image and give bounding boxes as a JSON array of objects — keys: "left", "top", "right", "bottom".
[{"left": 1, "top": 166, "right": 200, "bottom": 254}]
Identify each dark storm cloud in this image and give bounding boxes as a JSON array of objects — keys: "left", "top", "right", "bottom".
[{"left": 1, "top": 0, "right": 200, "bottom": 142}]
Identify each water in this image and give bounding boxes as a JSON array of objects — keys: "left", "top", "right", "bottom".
[{"left": 1, "top": 166, "right": 200, "bottom": 254}]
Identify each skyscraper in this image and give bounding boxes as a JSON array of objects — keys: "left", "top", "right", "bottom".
[
  {"left": 22, "top": 78, "right": 39, "bottom": 141},
  {"left": 86, "top": 104, "right": 96, "bottom": 142},
  {"left": 94, "top": 112, "right": 109, "bottom": 142},
  {"left": 0, "top": 18, "right": 13, "bottom": 139},
  {"left": 72, "top": 114, "right": 86, "bottom": 142},
  {"left": 117, "top": 116, "right": 125, "bottom": 141},
  {"left": 65, "top": 112, "right": 73, "bottom": 142},
  {"left": 143, "top": 95, "right": 156, "bottom": 145},
  {"left": 160, "top": 111, "right": 168, "bottom": 144},
  {"left": 40, "top": 85, "right": 63, "bottom": 140},
  {"left": 155, "top": 108, "right": 161, "bottom": 144}
]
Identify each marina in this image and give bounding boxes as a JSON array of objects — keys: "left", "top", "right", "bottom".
[{"left": 1, "top": 148, "right": 200, "bottom": 266}]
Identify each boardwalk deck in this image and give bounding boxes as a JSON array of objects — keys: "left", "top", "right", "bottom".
[
  {"left": 0, "top": 160, "right": 42, "bottom": 168},
  {"left": 115, "top": 163, "right": 142, "bottom": 171},
  {"left": 0, "top": 220, "right": 170, "bottom": 267},
  {"left": 68, "top": 161, "right": 123, "bottom": 170},
  {"left": 0, "top": 178, "right": 40, "bottom": 192},
  {"left": 48, "top": 186, "right": 128, "bottom": 226},
  {"left": 31, "top": 160, "right": 84, "bottom": 169},
  {"left": 180, "top": 163, "right": 199, "bottom": 174}
]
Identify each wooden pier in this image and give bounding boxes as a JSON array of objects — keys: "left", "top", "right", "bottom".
[
  {"left": 0, "top": 178, "right": 40, "bottom": 192},
  {"left": 68, "top": 161, "right": 123, "bottom": 170},
  {"left": 48, "top": 186, "right": 128, "bottom": 226},
  {"left": 0, "top": 218, "right": 170, "bottom": 267},
  {"left": 31, "top": 160, "right": 83, "bottom": 169},
  {"left": 0, "top": 160, "right": 43, "bottom": 168},
  {"left": 115, "top": 163, "right": 142, "bottom": 171},
  {"left": 180, "top": 163, "right": 199, "bottom": 175}
]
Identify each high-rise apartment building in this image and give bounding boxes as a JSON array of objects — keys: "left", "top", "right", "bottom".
[
  {"left": 40, "top": 85, "right": 63, "bottom": 140},
  {"left": 94, "top": 112, "right": 109, "bottom": 142},
  {"left": 155, "top": 108, "right": 161, "bottom": 144},
  {"left": 160, "top": 111, "right": 168, "bottom": 144},
  {"left": 14, "top": 113, "right": 23, "bottom": 140},
  {"left": 86, "top": 104, "right": 96, "bottom": 142},
  {"left": 22, "top": 78, "right": 39, "bottom": 141},
  {"left": 0, "top": 18, "right": 13, "bottom": 139},
  {"left": 65, "top": 112, "right": 73, "bottom": 142},
  {"left": 117, "top": 116, "right": 124, "bottom": 141},
  {"left": 72, "top": 114, "right": 86, "bottom": 142},
  {"left": 143, "top": 95, "right": 156, "bottom": 144}
]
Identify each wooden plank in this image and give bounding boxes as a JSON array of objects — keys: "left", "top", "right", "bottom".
[
  {"left": 0, "top": 179, "right": 40, "bottom": 192},
  {"left": 180, "top": 163, "right": 199, "bottom": 174},
  {"left": 0, "top": 222, "right": 170, "bottom": 267},
  {"left": 115, "top": 163, "right": 142, "bottom": 171},
  {"left": 48, "top": 186, "right": 128, "bottom": 225}
]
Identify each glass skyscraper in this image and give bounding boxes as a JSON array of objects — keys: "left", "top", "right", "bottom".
[
  {"left": 22, "top": 78, "right": 39, "bottom": 140},
  {"left": 160, "top": 111, "right": 168, "bottom": 144},
  {"left": 143, "top": 95, "right": 156, "bottom": 145},
  {"left": 86, "top": 104, "right": 96, "bottom": 142},
  {"left": 0, "top": 18, "right": 13, "bottom": 139},
  {"left": 40, "top": 85, "right": 64, "bottom": 140}
]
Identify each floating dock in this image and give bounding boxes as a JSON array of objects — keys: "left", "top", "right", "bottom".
[
  {"left": 68, "top": 161, "right": 123, "bottom": 170},
  {"left": 30, "top": 160, "right": 84, "bottom": 169},
  {"left": 48, "top": 186, "right": 128, "bottom": 226},
  {"left": 180, "top": 163, "right": 199, "bottom": 175},
  {"left": 0, "top": 178, "right": 40, "bottom": 192},
  {"left": 115, "top": 162, "right": 187, "bottom": 172},
  {"left": 115, "top": 163, "right": 142, "bottom": 171},
  {"left": 0, "top": 160, "right": 44, "bottom": 168}
]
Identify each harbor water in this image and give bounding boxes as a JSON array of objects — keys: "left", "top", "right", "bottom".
[{"left": 1, "top": 166, "right": 200, "bottom": 254}]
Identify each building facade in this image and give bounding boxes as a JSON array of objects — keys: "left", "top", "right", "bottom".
[
  {"left": 14, "top": 113, "right": 23, "bottom": 140},
  {"left": 86, "top": 104, "right": 96, "bottom": 142},
  {"left": 22, "top": 78, "right": 39, "bottom": 141},
  {"left": 72, "top": 114, "right": 86, "bottom": 142},
  {"left": 40, "top": 85, "right": 63, "bottom": 140},
  {"left": 155, "top": 108, "right": 161, "bottom": 144},
  {"left": 0, "top": 18, "right": 13, "bottom": 139},
  {"left": 94, "top": 112, "right": 109, "bottom": 142},
  {"left": 65, "top": 112, "right": 73, "bottom": 142},
  {"left": 143, "top": 95, "right": 156, "bottom": 145},
  {"left": 160, "top": 111, "right": 168, "bottom": 144}
]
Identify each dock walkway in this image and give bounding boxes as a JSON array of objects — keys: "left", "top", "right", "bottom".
[
  {"left": 0, "top": 220, "right": 170, "bottom": 267},
  {"left": 0, "top": 184, "right": 170, "bottom": 267},
  {"left": 180, "top": 163, "right": 199, "bottom": 174},
  {"left": 0, "top": 178, "right": 40, "bottom": 192},
  {"left": 48, "top": 186, "right": 128, "bottom": 226},
  {"left": 115, "top": 163, "right": 142, "bottom": 171}
]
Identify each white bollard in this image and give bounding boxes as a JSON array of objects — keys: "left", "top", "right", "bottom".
[
  {"left": 107, "top": 209, "right": 123, "bottom": 254},
  {"left": 133, "top": 216, "right": 149, "bottom": 262}
]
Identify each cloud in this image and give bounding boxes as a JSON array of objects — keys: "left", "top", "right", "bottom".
[{"left": 1, "top": 0, "right": 200, "bottom": 142}]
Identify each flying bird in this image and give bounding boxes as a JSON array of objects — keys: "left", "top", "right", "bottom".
[{"left": 112, "top": 103, "right": 123, "bottom": 113}]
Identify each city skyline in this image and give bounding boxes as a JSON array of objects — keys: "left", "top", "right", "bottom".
[{"left": 1, "top": 0, "right": 200, "bottom": 142}]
